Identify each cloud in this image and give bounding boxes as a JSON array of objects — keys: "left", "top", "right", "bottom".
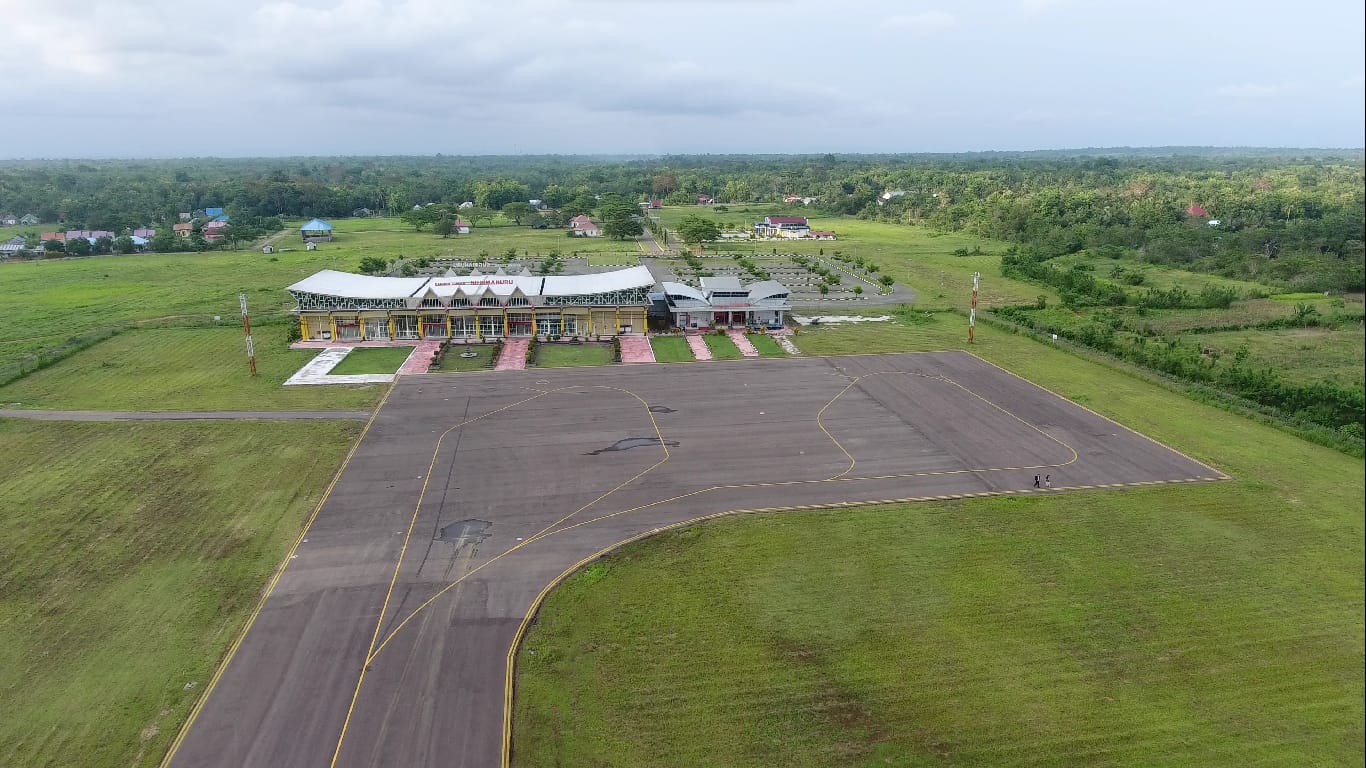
[{"left": 886, "top": 10, "right": 959, "bottom": 34}]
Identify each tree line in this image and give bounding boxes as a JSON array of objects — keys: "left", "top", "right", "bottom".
[{"left": 1, "top": 151, "right": 1360, "bottom": 289}]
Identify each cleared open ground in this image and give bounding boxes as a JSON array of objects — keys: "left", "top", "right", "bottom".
[{"left": 163, "top": 352, "right": 1219, "bottom": 768}]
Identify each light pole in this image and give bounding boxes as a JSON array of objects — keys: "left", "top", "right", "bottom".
[{"left": 968, "top": 272, "right": 979, "bottom": 344}]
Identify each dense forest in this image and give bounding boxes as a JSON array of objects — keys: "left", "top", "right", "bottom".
[{"left": 1, "top": 149, "right": 1362, "bottom": 291}]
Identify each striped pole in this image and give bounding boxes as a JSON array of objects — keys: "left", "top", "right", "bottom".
[
  {"left": 240, "top": 293, "right": 257, "bottom": 376},
  {"left": 968, "top": 272, "right": 979, "bottom": 344}
]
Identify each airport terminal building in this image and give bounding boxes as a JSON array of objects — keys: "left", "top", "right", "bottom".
[
  {"left": 660, "top": 276, "right": 792, "bottom": 330},
  {"left": 289, "top": 266, "right": 654, "bottom": 341}
]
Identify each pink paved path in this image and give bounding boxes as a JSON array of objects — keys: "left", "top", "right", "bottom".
[
  {"left": 398, "top": 340, "right": 443, "bottom": 375},
  {"left": 291, "top": 339, "right": 419, "bottom": 350},
  {"left": 726, "top": 329, "right": 760, "bottom": 358},
  {"left": 685, "top": 334, "right": 712, "bottom": 361},
  {"left": 495, "top": 338, "right": 529, "bottom": 371},
  {"left": 618, "top": 336, "right": 655, "bottom": 363}
]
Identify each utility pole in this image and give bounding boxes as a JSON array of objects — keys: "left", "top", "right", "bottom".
[
  {"left": 968, "top": 272, "right": 979, "bottom": 344},
  {"left": 240, "top": 293, "right": 257, "bottom": 376}
]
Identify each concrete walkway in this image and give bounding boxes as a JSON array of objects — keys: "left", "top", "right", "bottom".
[
  {"left": 398, "top": 341, "right": 442, "bottom": 375},
  {"left": 618, "top": 336, "right": 655, "bottom": 363},
  {"left": 685, "top": 334, "right": 712, "bottom": 361},
  {"left": 291, "top": 340, "right": 419, "bottom": 350},
  {"left": 726, "top": 329, "right": 760, "bottom": 358},
  {"left": 769, "top": 329, "right": 802, "bottom": 355},
  {"left": 0, "top": 409, "right": 370, "bottom": 422},
  {"left": 495, "top": 339, "right": 529, "bottom": 371},
  {"left": 284, "top": 348, "right": 395, "bottom": 386}
]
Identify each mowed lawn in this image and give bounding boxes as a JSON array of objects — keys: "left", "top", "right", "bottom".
[
  {"left": 536, "top": 342, "right": 615, "bottom": 368},
  {"left": 0, "top": 326, "right": 383, "bottom": 411},
  {"left": 745, "top": 333, "right": 788, "bottom": 357},
  {"left": 0, "top": 418, "right": 359, "bottom": 768},
  {"left": 513, "top": 316, "right": 1365, "bottom": 767},
  {"left": 702, "top": 333, "right": 742, "bottom": 360},
  {"left": 650, "top": 335, "right": 695, "bottom": 363},
  {"left": 326, "top": 345, "right": 415, "bottom": 375}
]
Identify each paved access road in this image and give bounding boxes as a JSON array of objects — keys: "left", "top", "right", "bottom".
[
  {"left": 165, "top": 352, "right": 1224, "bottom": 768},
  {"left": 0, "top": 409, "right": 371, "bottom": 421}
]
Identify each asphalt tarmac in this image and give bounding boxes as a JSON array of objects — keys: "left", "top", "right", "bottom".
[{"left": 164, "top": 351, "right": 1224, "bottom": 768}]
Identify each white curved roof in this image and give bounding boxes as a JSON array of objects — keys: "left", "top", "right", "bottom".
[
  {"left": 541, "top": 265, "right": 655, "bottom": 297},
  {"left": 746, "top": 280, "right": 790, "bottom": 301},
  {"left": 661, "top": 281, "right": 706, "bottom": 301},
  {"left": 288, "top": 270, "right": 428, "bottom": 299},
  {"left": 289, "top": 265, "right": 655, "bottom": 301}
]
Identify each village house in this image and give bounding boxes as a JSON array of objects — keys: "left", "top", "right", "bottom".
[
  {"left": 0, "top": 214, "right": 17, "bottom": 226},
  {"left": 178, "top": 212, "right": 192, "bottom": 222},
  {"left": 173, "top": 222, "right": 194, "bottom": 238},
  {"left": 40, "top": 231, "right": 65, "bottom": 243},
  {"left": 202, "top": 220, "right": 228, "bottom": 242},
  {"left": 262, "top": 244, "right": 275, "bottom": 254},
  {"left": 696, "top": 195, "right": 714, "bottom": 205},
  {"left": 1, "top": 236, "right": 26, "bottom": 256},
  {"left": 133, "top": 228, "right": 156, "bottom": 238},
  {"left": 569, "top": 214, "right": 601, "bottom": 237},
  {"left": 454, "top": 219, "right": 471, "bottom": 235},
  {"left": 204, "top": 207, "right": 224, "bottom": 218},
  {"left": 19, "top": 213, "right": 40, "bottom": 225},
  {"left": 754, "top": 215, "right": 811, "bottom": 238},
  {"left": 810, "top": 230, "right": 837, "bottom": 240}
]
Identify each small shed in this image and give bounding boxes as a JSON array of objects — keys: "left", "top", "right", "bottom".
[
  {"left": 262, "top": 244, "right": 275, "bottom": 254},
  {"left": 300, "top": 218, "right": 334, "bottom": 242},
  {"left": 306, "top": 241, "right": 318, "bottom": 251}
]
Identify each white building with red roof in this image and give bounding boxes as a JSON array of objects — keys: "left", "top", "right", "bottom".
[{"left": 569, "top": 215, "right": 601, "bottom": 237}]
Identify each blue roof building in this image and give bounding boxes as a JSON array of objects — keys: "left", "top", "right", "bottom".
[
  {"left": 300, "top": 218, "right": 334, "bottom": 242},
  {"left": 205, "top": 207, "right": 224, "bottom": 217}
]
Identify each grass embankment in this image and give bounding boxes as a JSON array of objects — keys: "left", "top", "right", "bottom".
[
  {"left": 536, "top": 343, "right": 615, "bottom": 368},
  {"left": 432, "top": 344, "right": 496, "bottom": 371},
  {"left": 702, "top": 333, "right": 742, "bottom": 360},
  {"left": 326, "top": 345, "right": 415, "bottom": 375},
  {"left": 0, "top": 418, "right": 359, "bottom": 768},
  {"left": 0, "top": 327, "right": 382, "bottom": 411},
  {"left": 650, "top": 336, "right": 695, "bottom": 363},
  {"left": 513, "top": 315, "right": 1365, "bottom": 767}
]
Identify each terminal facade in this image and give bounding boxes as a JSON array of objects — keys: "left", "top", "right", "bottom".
[{"left": 288, "top": 266, "right": 654, "bottom": 341}]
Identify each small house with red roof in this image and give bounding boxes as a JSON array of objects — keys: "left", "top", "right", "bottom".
[
  {"left": 569, "top": 215, "right": 601, "bottom": 237},
  {"left": 41, "top": 231, "right": 65, "bottom": 243},
  {"left": 1185, "top": 204, "right": 1209, "bottom": 218},
  {"left": 173, "top": 222, "right": 194, "bottom": 238},
  {"left": 810, "top": 230, "right": 837, "bottom": 240},
  {"left": 696, "top": 195, "right": 714, "bottom": 205},
  {"left": 454, "top": 219, "right": 471, "bottom": 234},
  {"left": 133, "top": 228, "right": 156, "bottom": 238}
]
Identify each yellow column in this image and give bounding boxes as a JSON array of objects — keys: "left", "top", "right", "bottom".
[
  {"left": 503, "top": 312, "right": 509, "bottom": 337},
  {"left": 388, "top": 313, "right": 395, "bottom": 340},
  {"left": 329, "top": 313, "right": 337, "bottom": 341},
  {"left": 358, "top": 316, "right": 365, "bottom": 341},
  {"left": 588, "top": 310, "right": 594, "bottom": 337},
  {"left": 615, "top": 308, "right": 620, "bottom": 335},
  {"left": 445, "top": 313, "right": 451, "bottom": 338},
  {"left": 299, "top": 316, "right": 308, "bottom": 340}
]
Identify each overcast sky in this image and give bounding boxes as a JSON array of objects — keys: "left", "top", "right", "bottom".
[{"left": 3, "top": 0, "right": 1362, "bottom": 158}]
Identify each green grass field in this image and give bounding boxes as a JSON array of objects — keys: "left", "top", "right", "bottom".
[
  {"left": 1195, "top": 325, "right": 1366, "bottom": 387},
  {"left": 536, "top": 342, "right": 615, "bottom": 368},
  {"left": 650, "top": 336, "right": 695, "bottom": 363},
  {"left": 745, "top": 333, "right": 787, "bottom": 357},
  {"left": 513, "top": 316, "right": 1365, "bottom": 768},
  {"left": 653, "top": 207, "right": 1040, "bottom": 309},
  {"left": 0, "top": 217, "right": 642, "bottom": 371},
  {"left": 0, "top": 418, "right": 358, "bottom": 768},
  {"left": 0, "top": 327, "right": 383, "bottom": 411},
  {"left": 433, "top": 344, "right": 497, "bottom": 371},
  {"left": 702, "top": 333, "right": 742, "bottom": 360},
  {"left": 326, "top": 345, "right": 415, "bottom": 375}
]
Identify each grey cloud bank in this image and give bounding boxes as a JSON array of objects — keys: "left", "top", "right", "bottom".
[{"left": 1, "top": 0, "right": 1361, "bottom": 158}]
